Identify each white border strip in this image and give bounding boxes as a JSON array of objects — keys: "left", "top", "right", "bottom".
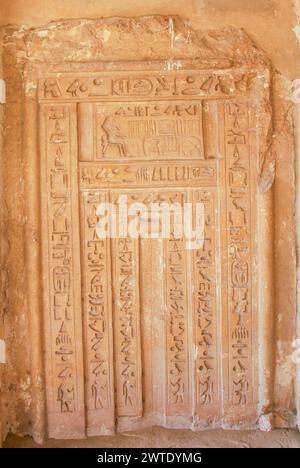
[
  {"left": 0, "top": 79, "right": 6, "bottom": 104},
  {"left": 0, "top": 339, "right": 6, "bottom": 364}
]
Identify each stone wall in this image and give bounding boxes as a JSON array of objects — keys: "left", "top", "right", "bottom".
[{"left": 0, "top": 1, "right": 299, "bottom": 443}]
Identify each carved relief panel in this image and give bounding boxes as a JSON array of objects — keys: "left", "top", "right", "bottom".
[{"left": 38, "top": 66, "right": 271, "bottom": 438}]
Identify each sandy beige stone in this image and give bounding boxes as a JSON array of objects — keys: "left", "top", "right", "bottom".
[{"left": 0, "top": 7, "right": 298, "bottom": 445}]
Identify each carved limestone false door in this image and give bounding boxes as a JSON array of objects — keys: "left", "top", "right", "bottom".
[{"left": 39, "top": 67, "right": 271, "bottom": 438}]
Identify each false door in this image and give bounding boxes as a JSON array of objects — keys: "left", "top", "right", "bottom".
[{"left": 39, "top": 68, "right": 268, "bottom": 438}]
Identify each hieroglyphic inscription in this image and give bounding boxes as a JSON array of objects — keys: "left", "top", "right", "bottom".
[
  {"left": 225, "top": 100, "right": 253, "bottom": 406},
  {"left": 79, "top": 161, "right": 216, "bottom": 188},
  {"left": 193, "top": 190, "right": 218, "bottom": 414},
  {"left": 40, "top": 70, "right": 260, "bottom": 102},
  {"left": 46, "top": 106, "right": 76, "bottom": 413},
  {"left": 80, "top": 191, "right": 114, "bottom": 434},
  {"left": 39, "top": 64, "right": 265, "bottom": 432},
  {"left": 164, "top": 192, "right": 190, "bottom": 415},
  {"left": 112, "top": 230, "right": 142, "bottom": 417},
  {"left": 41, "top": 104, "right": 84, "bottom": 436},
  {"left": 82, "top": 101, "right": 204, "bottom": 160}
]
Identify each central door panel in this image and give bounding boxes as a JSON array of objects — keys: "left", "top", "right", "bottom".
[{"left": 80, "top": 187, "right": 219, "bottom": 434}]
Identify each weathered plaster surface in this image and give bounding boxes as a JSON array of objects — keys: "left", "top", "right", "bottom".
[{"left": 0, "top": 0, "right": 299, "bottom": 77}]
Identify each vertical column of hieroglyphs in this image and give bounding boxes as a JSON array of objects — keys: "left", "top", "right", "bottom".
[
  {"left": 78, "top": 102, "right": 115, "bottom": 434},
  {"left": 78, "top": 100, "right": 143, "bottom": 424},
  {"left": 80, "top": 190, "right": 115, "bottom": 435},
  {"left": 224, "top": 100, "right": 254, "bottom": 418},
  {"left": 40, "top": 104, "right": 85, "bottom": 438},
  {"left": 196, "top": 98, "right": 222, "bottom": 425},
  {"left": 111, "top": 191, "right": 143, "bottom": 420},
  {"left": 164, "top": 192, "right": 190, "bottom": 417},
  {"left": 193, "top": 189, "right": 219, "bottom": 423}
]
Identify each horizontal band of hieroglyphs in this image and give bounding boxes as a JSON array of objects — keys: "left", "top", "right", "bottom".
[
  {"left": 38, "top": 71, "right": 265, "bottom": 101},
  {"left": 79, "top": 161, "right": 217, "bottom": 188}
]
